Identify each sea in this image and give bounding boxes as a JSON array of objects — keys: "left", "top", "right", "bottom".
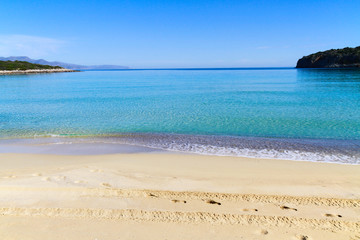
[{"left": 0, "top": 68, "right": 359, "bottom": 164}]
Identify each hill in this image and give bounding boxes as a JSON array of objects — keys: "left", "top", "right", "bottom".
[
  {"left": 0, "top": 60, "right": 63, "bottom": 70},
  {"left": 296, "top": 46, "right": 360, "bottom": 68},
  {"left": 0, "top": 56, "right": 129, "bottom": 70}
]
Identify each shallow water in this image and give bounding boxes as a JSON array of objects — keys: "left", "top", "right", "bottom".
[{"left": 0, "top": 68, "right": 359, "bottom": 163}]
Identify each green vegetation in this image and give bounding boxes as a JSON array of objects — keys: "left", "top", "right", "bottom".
[
  {"left": 0, "top": 60, "right": 63, "bottom": 71},
  {"left": 296, "top": 46, "right": 360, "bottom": 68},
  {"left": 306, "top": 46, "right": 360, "bottom": 60}
]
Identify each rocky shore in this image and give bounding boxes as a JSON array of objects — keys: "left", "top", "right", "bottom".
[{"left": 0, "top": 68, "right": 79, "bottom": 75}]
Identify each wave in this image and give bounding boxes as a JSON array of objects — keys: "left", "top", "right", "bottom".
[
  {"left": 1, "top": 133, "right": 359, "bottom": 164},
  {"left": 108, "top": 133, "right": 360, "bottom": 164}
]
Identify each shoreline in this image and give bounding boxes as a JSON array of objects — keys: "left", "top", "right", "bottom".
[
  {"left": 0, "top": 135, "right": 359, "bottom": 165},
  {"left": 0, "top": 152, "right": 359, "bottom": 239},
  {"left": 0, "top": 140, "right": 359, "bottom": 166},
  {"left": 0, "top": 68, "right": 79, "bottom": 75}
]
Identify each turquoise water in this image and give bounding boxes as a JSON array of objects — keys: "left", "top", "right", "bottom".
[{"left": 0, "top": 68, "right": 359, "bottom": 163}]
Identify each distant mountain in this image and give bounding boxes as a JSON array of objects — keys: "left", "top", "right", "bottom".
[
  {"left": 296, "top": 46, "right": 360, "bottom": 68},
  {"left": 0, "top": 56, "right": 129, "bottom": 70}
]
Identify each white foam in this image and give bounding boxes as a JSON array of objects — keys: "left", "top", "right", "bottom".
[
  {"left": 2, "top": 134, "right": 359, "bottom": 164},
  {"left": 125, "top": 142, "right": 359, "bottom": 164}
]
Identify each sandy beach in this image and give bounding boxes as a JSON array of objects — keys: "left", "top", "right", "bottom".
[
  {"left": 0, "top": 152, "right": 359, "bottom": 240},
  {"left": 2, "top": 1, "right": 360, "bottom": 239}
]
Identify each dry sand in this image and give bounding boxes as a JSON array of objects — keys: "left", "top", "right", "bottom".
[{"left": 0, "top": 153, "right": 359, "bottom": 240}]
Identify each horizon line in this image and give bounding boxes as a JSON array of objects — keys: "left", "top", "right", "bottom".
[{"left": 82, "top": 67, "right": 296, "bottom": 71}]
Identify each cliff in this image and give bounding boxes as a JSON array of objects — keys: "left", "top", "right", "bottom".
[{"left": 296, "top": 46, "right": 360, "bottom": 68}]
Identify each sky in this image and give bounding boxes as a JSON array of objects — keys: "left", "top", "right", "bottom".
[{"left": 0, "top": 0, "right": 359, "bottom": 68}]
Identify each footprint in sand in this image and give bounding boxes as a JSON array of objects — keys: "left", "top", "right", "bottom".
[
  {"left": 205, "top": 199, "right": 221, "bottom": 205},
  {"left": 148, "top": 193, "right": 158, "bottom": 198},
  {"left": 242, "top": 208, "right": 258, "bottom": 212},
  {"left": 324, "top": 213, "right": 342, "bottom": 218},
  {"left": 32, "top": 173, "right": 42, "bottom": 177},
  {"left": 41, "top": 177, "right": 51, "bottom": 181},
  {"left": 280, "top": 205, "right": 298, "bottom": 211},
  {"left": 255, "top": 229, "right": 268, "bottom": 235},
  {"left": 90, "top": 169, "right": 103, "bottom": 173},
  {"left": 295, "top": 234, "right": 310, "bottom": 240},
  {"left": 171, "top": 199, "right": 187, "bottom": 203},
  {"left": 101, "top": 183, "right": 112, "bottom": 187}
]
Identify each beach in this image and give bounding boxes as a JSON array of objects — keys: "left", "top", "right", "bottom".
[
  {"left": 0, "top": 69, "right": 359, "bottom": 239},
  {"left": 0, "top": 69, "right": 78, "bottom": 75},
  {"left": 0, "top": 152, "right": 359, "bottom": 240},
  {"left": 2, "top": 0, "right": 360, "bottom": 239}
]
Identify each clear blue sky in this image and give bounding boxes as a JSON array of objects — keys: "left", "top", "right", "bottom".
[{"left": 0, "top": 0, "right": 359, "bottom": 68}]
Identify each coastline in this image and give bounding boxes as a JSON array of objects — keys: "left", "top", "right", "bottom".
[
  {"left": 1, "top": 134, "right": 359, "bottom": 164},
  {"left": 0, "top": 152, "right": 359, "bottom": 239},
  {"left": 0, "top": 68, "right": 79, "bottom": 75},
  {"left": 0, "top": 68, "right": 359, "bottom": 239}
]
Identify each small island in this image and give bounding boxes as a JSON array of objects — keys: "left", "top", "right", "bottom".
[
  {"left": 0, "top": 60, "right": 78, "bottom": 75},
  {"left": 296, "top": 46, "right": 360, "bottom": 68}
]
